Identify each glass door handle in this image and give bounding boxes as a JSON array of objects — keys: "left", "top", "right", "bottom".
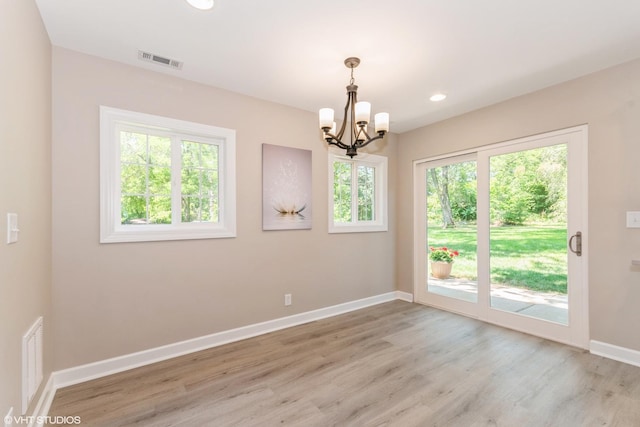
[{"left": 569, "top": 231, "right": 582, "bottom": 256}]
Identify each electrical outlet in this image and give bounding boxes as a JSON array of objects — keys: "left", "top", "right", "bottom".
[
  {"left": 4, "top": 407, "right": 13, "bottom": 427},
  {"left": 284, "top": 293, "right": 292, "bottom": 306}
]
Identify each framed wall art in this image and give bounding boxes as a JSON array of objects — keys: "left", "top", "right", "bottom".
[{"left": 262, "top": 144, "right": 312, "bottom": 230}]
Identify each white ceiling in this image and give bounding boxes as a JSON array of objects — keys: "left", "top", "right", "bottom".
[{"left": 35, "top": 0, "right": 640, "bottom": 133}]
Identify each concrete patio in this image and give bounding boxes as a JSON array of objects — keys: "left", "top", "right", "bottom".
[{"left": 428, "top": 277, "right": 568, "bottom": 324}]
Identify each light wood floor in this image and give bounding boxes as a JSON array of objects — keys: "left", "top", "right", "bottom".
[{"left": 48, "top": 301, "right": 640, "bottom": 426}]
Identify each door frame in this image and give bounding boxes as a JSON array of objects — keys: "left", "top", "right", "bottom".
[{"left": 413, "top": 125, "right": 589, "bottom": 349}]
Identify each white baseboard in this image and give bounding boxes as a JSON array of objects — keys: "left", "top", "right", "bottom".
[
  {"left": 51, "top": 291, "right": 409, "bottom": 391},
  {"left": 590, "top": 340, "right": 640, "bottom": 368},
  {"left": 395, "top": 290, "right": 414, "bottom": 302}
]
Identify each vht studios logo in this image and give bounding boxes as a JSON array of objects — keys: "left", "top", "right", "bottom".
[{"left": 5, "top": 415, "right": 82, "bottom": 425}]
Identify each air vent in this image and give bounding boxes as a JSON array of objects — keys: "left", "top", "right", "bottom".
[
  {"left": 22, "top": 317, "right": 43, "bottom": 414},
  {"left": 138, "top": 50, "right": 183, "bottom": 70}
]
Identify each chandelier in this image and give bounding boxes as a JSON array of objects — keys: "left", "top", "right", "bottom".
[{"left": 319, "top": 57, "right": 389, "bottom": 158}]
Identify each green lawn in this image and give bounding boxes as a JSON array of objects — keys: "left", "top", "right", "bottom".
[{"left": 428, "top": 224, "right": 567, "bottom": 294}]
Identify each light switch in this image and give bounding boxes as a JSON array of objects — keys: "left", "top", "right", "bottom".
[
  {"left": 627, "top": 211, "right": 640, "bottom": 228},
  {"left": 7, "top": 213, "right": 19, "bottom": 244}
]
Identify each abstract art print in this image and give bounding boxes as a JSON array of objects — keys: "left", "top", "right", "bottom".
[{"left": 262, "top": 144, "right": 312, "bottom": 230}]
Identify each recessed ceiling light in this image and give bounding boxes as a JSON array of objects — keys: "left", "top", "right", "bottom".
[
  {"left": 430, "top": 93, "right": 447, "bottom": 102},
  {"left": 186, "top": 0, "right": 214, "bottom": 10}
]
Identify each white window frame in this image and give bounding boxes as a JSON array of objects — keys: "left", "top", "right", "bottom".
[
  {"left": 100, "top": 106, "right": 236, "bottom": 243},
  {"left": 328, "top": 150, "right": 388, "bottom": 233}
]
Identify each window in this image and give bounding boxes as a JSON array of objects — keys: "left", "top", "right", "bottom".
[
  {"left": 100, "top": 106, "right": 236, "bottom": 243},
  {"left": 328, "top": 151, "right": 388, "bottom": 233}
]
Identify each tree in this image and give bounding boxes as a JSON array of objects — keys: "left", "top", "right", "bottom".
[
  {"left": 429, "top": 166, "right": 455, "bottom": 228},
  {"left": 489, "top": 144, "right": 567, "bottom": 225},
  {"left": 447, "top": 162, "right": 477, "bottom": 222}
]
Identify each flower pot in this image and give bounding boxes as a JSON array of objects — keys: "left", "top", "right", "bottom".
[{"left": 430, "top": 261, "right": 453, "bottom": 279}]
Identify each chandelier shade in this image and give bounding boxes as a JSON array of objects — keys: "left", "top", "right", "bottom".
[
  {"left": 319, "top": 57, "right": 389, "bottom": 158},
  {"left": 185, "top": 0, "right": 214, "bottom": 10}
]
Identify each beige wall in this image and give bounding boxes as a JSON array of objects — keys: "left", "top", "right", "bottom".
[
  {"left": 0, "top": 0, "right": 52, "bottom": 416},
  {"left": 51, "top": 48, "right": 397, "bottom": 370},
  {"left": 397, "top": 58, "right": 640, "bottom": 352}
]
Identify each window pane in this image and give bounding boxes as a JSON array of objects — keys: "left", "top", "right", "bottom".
[
  {"left": 181, "top": 196, "right": 198, "bottom": 222},
  {"left": 182, "top": 141, "right": 200, "bottom": 169},
  {"left": 121, "top": 164, "right": 146, "bottom": 194},
  {"left": 200, "top": 197, "right": 211, "bottom": 222},
  {"left": 203, "top": 170, "right": 218, "bottom": 196},
  {"left": 148, "top": 166, "right": 171, "bottom": 194},
  {"left": 121, "top": 195, "right": 147, "bottom": 224},
  {"left": 120, "top": 132, "right": 147, "bottom": 164},
  {"left": 181, "top": 140, "right": 219, "bottom": 223},
  {"left": 333, "top": 161, "right": 352, "bottom": 222},
  {"left": 148, "top": 136, "right": 171, "bottom": 166},
  {"left": 181, "top": 196, "right": 219, "bottom": 222},
  {"left": 120, "top": 131, "right": 172, "bottom": 225},
  {"left": 357, "top": 165, "right": 375, "bottom": 221},
  {"left": 426, "top": 160, "right": 478, "bottom": 303},
  {"left": 200, "top": 143, "right": 219, "bottom": 169},
  {"left": 202, "top": 197, "right": 218, "bottom": 222},
  {"left": 489, "top": 145, "right": 568, "bottom": 324},
  {"left": 148, "top": 196, "right": 172, "bottom": 224},
  {"left": 181, "top": 168, "right": 199, "bottom": 196}
]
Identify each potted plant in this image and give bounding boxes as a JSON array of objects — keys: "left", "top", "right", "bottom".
[{"left": 429, "top": 246, "right": 459, "bottom": 279}]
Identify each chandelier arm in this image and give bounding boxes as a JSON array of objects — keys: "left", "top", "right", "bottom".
[
  {"left": 360, "top": 126, "right": 372, "bottom": 141},
  {"left": 354, "top": 134, "right": 384, "bottom": 150},
  {"left": 333, "top": 90, "right": 352, "bottom": 142},
  {"left": 335, "top": 119, "right": 347, "bottom": 142},
  {"left": 350, "top": 92, "right": 358, "bottom": 145},
  {"left": 326, "top": 137, "right": 350, "bottom": 150}
]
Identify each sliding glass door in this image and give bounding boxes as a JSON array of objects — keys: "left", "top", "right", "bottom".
[
  {"left": 488, "top": 144, "right": 568, "bottom": 325},
  {"left": 414, "top": 126, "right": 588, "bottom": 348}
]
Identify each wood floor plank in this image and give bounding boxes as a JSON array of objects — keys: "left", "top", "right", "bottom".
[{"left": 48, "top": 301, "right": 640, "bottom": 426}]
